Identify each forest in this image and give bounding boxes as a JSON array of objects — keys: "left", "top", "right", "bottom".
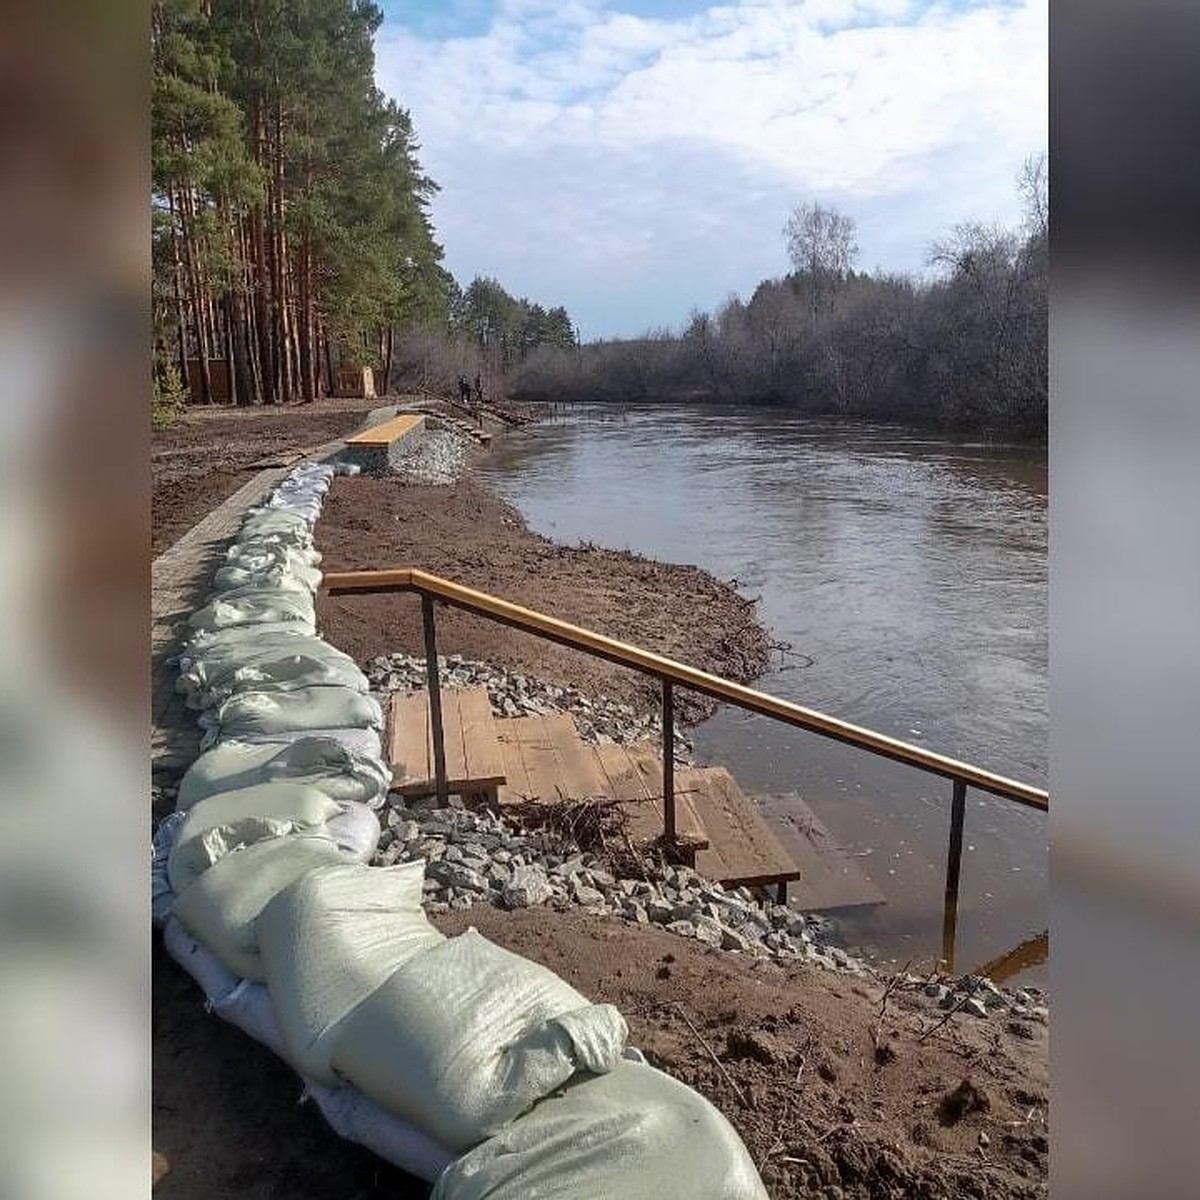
[
  {"left": 513, "top": 160, "right": 1048, "bottom": 439},
  {"left": 151, "top": 0, "right": 575, "bottom": 412}
]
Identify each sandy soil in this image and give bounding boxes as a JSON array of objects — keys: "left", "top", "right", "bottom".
[
  {"left": 436, "top": 907, "right": 1049, "bottom": 1200},
  {"left": 315, "top": 475, "right": 771, "bottom": 723},
  {"left": 152, "top": 399, "right": 385, "bottom": 556}
]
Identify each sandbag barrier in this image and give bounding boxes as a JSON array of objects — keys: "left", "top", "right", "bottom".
[{"left": 154, "top": 459, "right": 768, "bottom": 1198}]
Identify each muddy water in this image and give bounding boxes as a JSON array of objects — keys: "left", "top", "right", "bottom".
[{"left": 477, "top": 404, "right": 1047, "bottom": 982}]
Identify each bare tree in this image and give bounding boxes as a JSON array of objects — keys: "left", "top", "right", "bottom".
[
  {"left": 783, "top": 201, "right": 859, "bottom": 325},
  {"left": 1018, "top": 152, "right": 1048, "bottom": 241}
]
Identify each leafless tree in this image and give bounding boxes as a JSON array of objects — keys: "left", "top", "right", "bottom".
[{"left": 783, "top": 201, "right": 859, "bottom": 324}]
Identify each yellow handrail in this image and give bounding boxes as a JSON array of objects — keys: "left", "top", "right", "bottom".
[{"left": 322, "top": 566, "right": 1049, "bottom": 812}]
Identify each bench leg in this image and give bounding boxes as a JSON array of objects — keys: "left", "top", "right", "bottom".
[{"left": 775, "top": 881, "right": 788, "bottom": 905}]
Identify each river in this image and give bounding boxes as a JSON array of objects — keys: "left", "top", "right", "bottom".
[{"left": 476, "top": 403, "right": 1048, "bottom": 982}]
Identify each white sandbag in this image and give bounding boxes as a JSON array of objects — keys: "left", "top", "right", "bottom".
[
  {"left": 200, "top": 687, "right": 384, "bottom": 749},
  {"left": 178, "top": 633, "right": 353, "bottom": 700},
  {"left": 171, "top": 834, "right": 347, "bottom": 980},
  {"left": 257, "top": 861, "right": 443, "bottom": 1083},
  {"left": 162, "top": 916, "right": 240, "bottom": 1005},
  {"left": 328, "top": 928, "right": 629, "bottom": 1152},
  {"left": 151, "top": 812, "right": 185, "bottom": 926},
  {"left": 187, "top": 588, "right": 316, "bottom": 634},
  {"left": 233, "top": 725, "right": 385, "bottom": 765},
  {"left": 240, "top": 506, "right": 313, "bottom": 537},
  {"left": 325, "top": 802, "right": 381, "bottom": 860},
  {"left": 211, "top": 980, "right": 291, "bottom": 1059},
  {"left": 212, "top": 560, "right": 322, "bottom": 594},
  {"left": 430, "top": 1060, "right": 769, "bottom": 1200},
  {"left": 167, "top": 781, "right": 344, "bottom": 894},
  {"left": 176, "top": 738, "right": 391, "bottom": 811},
  {"left": 307, "top": 1080, "right": 454, "bottom": 1183},
  {"left": 225, "top": 542, "right": 321, "bottom": 571}
]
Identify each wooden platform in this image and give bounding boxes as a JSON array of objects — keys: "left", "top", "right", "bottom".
[
  {"left": 345, "top": 412, "right": 424, "bottom": 448},
  {"left": 388, "top": 687, "right": 506, "bottom": 800},
  {"left": 385, "top": 686, "right": 884, "bottom": 908}
]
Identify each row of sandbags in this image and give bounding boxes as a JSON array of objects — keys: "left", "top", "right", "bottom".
[{"left": 156, "top": 459, "right": 768, "bottom": 1198}]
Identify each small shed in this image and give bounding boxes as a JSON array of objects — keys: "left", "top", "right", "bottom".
[{"left": 337, "top": 366, "right": 376, "bottom": 399}]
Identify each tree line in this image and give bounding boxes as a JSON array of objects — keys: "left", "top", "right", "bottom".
[
  {"left": 152, "top": 0, "right": 576, "bottom": 410},
  {"left": 513, "top": 157, "right": 1048, "bottom": 439}
]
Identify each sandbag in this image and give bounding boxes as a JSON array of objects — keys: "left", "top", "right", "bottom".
[
  {"left": 167, "top": 781, "right": 344, "bottom": 894},
  {"left": 212, "top": 979, "right": 291, "bottom": 1059},
  {"left": 307, "top": 1080, "right": 454, "bottom": 1183},
  {"left": 177, "top": 632, "right": 349, "bottom": 698},
  {"left": 199, "top": 686, "right": 384, "bottom": 749},
  {"left": 328, "top": 928, "right": 629, "bottom": 1152},
  {"left": 176, "top": 738, "right": 391, "bottom": 811},
  {"left": 162, "top": 916, "right": 240, "bottom": 1005},
  {"left": 187, "top": 587, "right": 316, "bottom": 634},
  {"left": 225, "top": 541, "right": 322, "bottom": 572},
  {"left": 212, "top": 560, "right": 322, "bottom": 594},
  {"left": 233, "top": 725, "right": 385, "bottom": 764},
  {"left": 430, "top": 1060, "right": 768, "bottom": 1200},
  {"left": 192, "top": 651, "right": 369, "bottom": 710},
  {"left": 326, "top": 802, "right": 381, "bottom": 860},
  {"left": 257, "top": 861, "right": 444, "bottom": 1083},
  {"left": 151, "top": 812, "right": 185, "bottom": 926},
  {"left": 171, "top": 834, "right": 347, "bottom": 980},
  {"left": 239, "top": 506, "right": 313, "bottom": 537}
]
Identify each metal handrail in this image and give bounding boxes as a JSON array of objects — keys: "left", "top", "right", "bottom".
[{"left": 322, "top": 565, "right": 1049, "bottom": 967}]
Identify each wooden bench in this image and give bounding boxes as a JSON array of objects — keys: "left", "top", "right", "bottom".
[{"left": 345, "top": 412, "right": 424, "bottom": 448}]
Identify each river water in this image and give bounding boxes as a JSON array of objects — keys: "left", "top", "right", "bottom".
[{"left": 477, "top": 404, "right": 1048, "bottom": 982}]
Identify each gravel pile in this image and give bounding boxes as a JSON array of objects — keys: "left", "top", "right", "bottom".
[
  {"left": 389, "top": 426, "right": 470, "bottom": 485},
  {"left": 365, "top": 651, "right": 693, "bottom": 757},
  {"left": 373, "top": 799, "right": 1051, "bottom": 1028}
]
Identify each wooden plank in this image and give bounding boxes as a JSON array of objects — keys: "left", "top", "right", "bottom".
[
  {"left": 751, "top": 792, "right": 886, "bottom": 911},
  {"left": 345, "top": 412, "right": 423, "bottom": 447},
  {"left": 457, "top": 687, "right": 506, "bottom": 792},
  {"left": 690, "top": 767, "right": 802, "bottom": 889},
  {"left": 389, "top": 690, "right": 430, "bottom": 787},
  {"left": 592, "top": 744, "right": 708, "bottom": 849},
  {"left": 389, "top": 688, "right": 506, "bottom": 796}
]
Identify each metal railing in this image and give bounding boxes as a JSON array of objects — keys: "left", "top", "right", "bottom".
[{"left": 323, "top": 566, "right": 1049, "bottom": 967}]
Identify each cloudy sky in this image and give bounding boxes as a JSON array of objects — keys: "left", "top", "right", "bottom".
[{"left": 375, "top": 0, "right": 1046, "bottom": 338}]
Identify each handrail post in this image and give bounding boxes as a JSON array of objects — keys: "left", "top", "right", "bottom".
[
  {"left": 941, "top": 779, "right": 968, "bottom": 970},
  {"left": 662, "top": 678, "right": 676, "bottom": 844},
  {"left": 421, "top": 594, "right": 449, "bottom": 807}
]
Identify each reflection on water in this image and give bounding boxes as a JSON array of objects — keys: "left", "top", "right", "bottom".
[{"left": 478, "top": 403, "right": 1048, "bottom": 983}]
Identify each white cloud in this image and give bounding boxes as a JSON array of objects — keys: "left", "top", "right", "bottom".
[{"left": 376, "top": 0, "right": 1046, "bottom": 337}]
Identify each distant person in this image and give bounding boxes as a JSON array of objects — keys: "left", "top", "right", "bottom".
[
  {"left": 473, "top": 373, "right": 484, "bottom": 415},
  {"left": 457, "top": 375, "right": 471, "bottom": 406}
]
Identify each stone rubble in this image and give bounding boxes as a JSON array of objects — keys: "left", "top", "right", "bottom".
[
  {"left": 364, "top": 651, "right": 693, "bottom": 758},
  {"left": 371, "top": 797, "right": 1051, "bottom": 1027}
]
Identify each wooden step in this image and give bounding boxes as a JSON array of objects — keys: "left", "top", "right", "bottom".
[
  {"left": 751, "top": 792, "right": 887, "bottom": 911},
  {"left": 495, "top": 713, "right": 610, "bottom": 804},
  {"left": 689, "top": 767, "right": 803, "bottom": 891},
  {"left": 494, "top": 716, "right": 708, "bottom": 849},
  {"left": 388, "top": 687, "right": 506, "bottom": 800},
  {"left": 590, "top": 742, "right": 708, "bottom": 850}
]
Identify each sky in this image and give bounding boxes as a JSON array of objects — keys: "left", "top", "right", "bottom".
[{"left": 374, "top": 0, "right": 1047, "bottom": 339}]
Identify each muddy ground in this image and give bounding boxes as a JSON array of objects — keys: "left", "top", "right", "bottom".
[{"left": 315, "top": 475, "right": 771, "bottom": 723}]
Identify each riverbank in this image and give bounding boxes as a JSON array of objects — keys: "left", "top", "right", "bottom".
[
  {"left": 151, "top": 404, "right": 1047, "bottom": 1200},
  {"left": 314, "top": 473, "right": 772, "bottom": 724}
]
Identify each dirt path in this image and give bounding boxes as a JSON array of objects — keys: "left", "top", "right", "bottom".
[{"left": 315, "top": 475, "right": 771, "bottom": 723}]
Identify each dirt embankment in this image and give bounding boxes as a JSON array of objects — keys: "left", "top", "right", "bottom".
[
  {"left": 152, "top": 399, "right": 384, "bottom": 556},
  {"left": 315, "top": 475, "right": 771, "bottom": 723},
  {"left": 436, "top": 907, "right": 1049, "bottom": 1200}
]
